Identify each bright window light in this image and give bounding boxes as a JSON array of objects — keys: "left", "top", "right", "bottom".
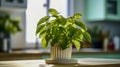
[
  {"left": 50, "top": 0, "right": 68, "bottom": 18},
  {"left": 26, "top": 0, "right": 46, "bottom": 43}
]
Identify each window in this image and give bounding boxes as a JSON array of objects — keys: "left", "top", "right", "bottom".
[
  {"left": 50, "top": 0, "right": 68, "bottom": 17},
  {"left": 107, "top": 0, "right": 117, "bottom": 15},
  {"left": 26, "top": 0, "right": 47, "bottom": 48}
]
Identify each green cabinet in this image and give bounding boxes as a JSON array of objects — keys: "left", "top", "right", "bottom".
[{"left": 86, "top": 0, "right": 120, "bottom": 21}]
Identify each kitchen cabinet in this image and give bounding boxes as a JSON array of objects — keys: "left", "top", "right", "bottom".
[
  {"left": 0, "top": 0, "right": 27, "bottom": 9},
  {"left": 86, "top": 0, "right": 120, "bottom": 21}
]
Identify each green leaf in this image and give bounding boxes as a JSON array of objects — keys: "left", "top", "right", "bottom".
[
  {"left": 58, "top": 26, "right": 66, "bottom": 35},
  {"left": 68, "top": 26, "right": 76, "bottom": 37},
  {"left": 51, "top": 26, "right": 58, "bottom": 35},
  {"left": 58, "top": 35, "right": 70, "bottom": 50},
  {"left": 50, "top": 38, "right": 58, "bottom": 47},
  {"left": 41, "top": 37, "right": 47, "bottom": 48},
  {"left": 75, "top": 21, "right": 87, "bottom": 31},
  {"left": 45, "top": 33, "right": 51, "bottom": 47},
  {"left": 72, "top": 40, "right": 80, "bottom": 50},
  {"left": 73, "top": 13, "right": 82, "bottom": 19},
  {"left": 57, "top": 15, "right": 66, "bottom": 25},
  {"left": 67, "top": 17, "right": 75, "bottom": 22},
  {"left": 39, "top": 30, "right": 46, "bottom": 37},
  {"left": 45, "top": 33, "right": 51, "bottom": 42},
  {"left": 37, "top": 16, "right": 50, "bottom": 27},
  {"left": 50, "top": 40, "right": 55, "bottom": 47},
  {"left": 49, "top": 8, "right": 59, "bottom": 16},
  {"left": 36, "top": 24, "right": 45, "bottom": 35},
  {"left": 78, "top": 34, "right": 83, "bottom": 40},
  {"left": 73, "top": 29, "right": 83, "bottom": 41},
  {"left": 83, "top": 32, "right": 91, "bottom": 43},
  {"left": 61, "top": 44, "right": 68, "bottom": 49},
  {"left": 49, "top": 19, "right": 57, "bottom": 26}
]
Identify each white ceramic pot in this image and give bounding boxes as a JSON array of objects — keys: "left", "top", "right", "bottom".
[
  {"left": 50, "top": 43, "right": 72, "bottom": 60},
  {"left": 46, "top": 43, "right": 77, "bottom": 64}
]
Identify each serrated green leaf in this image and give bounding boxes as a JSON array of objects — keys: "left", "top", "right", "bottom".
[
  {"left": 75, "top": 21, "right": 87, "bottom": 31},
  {"left": 49, "top": 8, "right": 59, "bottom": 16},
  {"left": 72, "top": 40, "right": 80, "bottom": 50},
  {"left": 36, "top": 24, "right": 45, "bottom": 35},
  {"left": 83, "top": 32, "right": 91, "bottom": 43},
  {"left": 41, "top": 37, "right": 47, "bottom": 48},
  {"left": 37, "top": 16, "right": 50, "bottom": 27}
]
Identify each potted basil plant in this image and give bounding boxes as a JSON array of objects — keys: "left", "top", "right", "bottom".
[{"left": 36, "top": 8, "right": 91, "bottom": 64}]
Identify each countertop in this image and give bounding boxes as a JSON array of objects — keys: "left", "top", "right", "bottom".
[{"left": 0, "top": 58, "right": 120, "bottom": 67}]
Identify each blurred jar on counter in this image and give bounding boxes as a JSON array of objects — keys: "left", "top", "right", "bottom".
[
  {"left": 113, "top": 36, "right": 120, "bottom": 51},
  {"left": 103, "top": 30, "right": 110, "bottom": 51},
  {"left": 108, "top": 39, "right": 115, "bottom": 51}
]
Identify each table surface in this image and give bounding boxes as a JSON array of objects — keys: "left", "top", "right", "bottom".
[{"left": 0, "top": 58, "right": 120, "bottom": 67}]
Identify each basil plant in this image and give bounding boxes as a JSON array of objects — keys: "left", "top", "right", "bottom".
[{"left": 36, "top": 8, "right": 91, "bottom": 50}]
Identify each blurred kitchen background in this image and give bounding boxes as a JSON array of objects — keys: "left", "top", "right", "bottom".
[{"left": 0, "top": 0, "right": 120, "bottom": 53}]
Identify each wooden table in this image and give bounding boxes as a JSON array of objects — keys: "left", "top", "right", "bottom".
[{"left": 0, "top": 58, "right": 120, "bottom": 67}]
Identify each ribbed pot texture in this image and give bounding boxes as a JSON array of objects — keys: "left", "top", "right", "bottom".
[{"left": 50, "top": 43, "right": 72, "bottom": 60}]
